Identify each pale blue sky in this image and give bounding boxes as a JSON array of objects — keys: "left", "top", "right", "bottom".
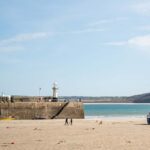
[{"left": 1, "top": 0, "right": 150, "bottom": 96}]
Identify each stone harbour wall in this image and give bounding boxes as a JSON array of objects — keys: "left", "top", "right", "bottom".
[{"left": 0, "top": 102, "right": 84, "bottom": 119}]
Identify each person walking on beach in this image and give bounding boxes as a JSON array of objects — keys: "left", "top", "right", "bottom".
[
  {"left": 65, "top": 118, "right": 68, "bottom": 125},
  {"left": 70, "top": 118, "right": 73, "bottom": 125}
]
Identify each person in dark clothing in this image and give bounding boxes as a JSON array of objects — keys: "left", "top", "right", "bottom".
[
  {"left": 65, "top": 118, "right": 68, "bottom": 125},
  {"left": 70, "top": 118, "right": 73, "bottom": 125}
]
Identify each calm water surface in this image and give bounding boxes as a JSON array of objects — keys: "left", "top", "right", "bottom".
[{"left": 84, "top": 103, "right": 150, "bottom": 118}]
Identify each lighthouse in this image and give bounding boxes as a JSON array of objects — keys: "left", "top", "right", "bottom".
[{"left": 52, "top": 82, "right": 58, "bottom": 102}]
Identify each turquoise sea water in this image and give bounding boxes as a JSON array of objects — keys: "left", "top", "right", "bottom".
[{"left": 84, "top": 103, "right": 150, "bottom": 119}]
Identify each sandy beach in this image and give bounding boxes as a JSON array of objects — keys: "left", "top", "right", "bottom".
[{"left": 0, "top": 118, "right": 150, "bottom": 150}]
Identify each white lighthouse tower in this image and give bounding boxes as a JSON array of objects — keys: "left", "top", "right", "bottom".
[{"left": 52, "top": 82, "right": 58, "bottom": 102}]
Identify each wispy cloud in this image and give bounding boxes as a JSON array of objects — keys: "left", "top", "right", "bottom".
[
  {"left": 106, "top": 41, "right": 127, "bottom": 46},
  {"left": 88, "top": 19, "right": 112, "bottom": 26},
  {"left": 88, "top": 17, "right": 128, "bottom": 27},
  {"left": 0, "top": 28, "right": 105, "bottom": 53},
  {"left": 0, "top": 32, "right": 51, "bottom": 46},
  {"left": 0, "top": 32, "right": 52, "bottom": 53},
  {"left": 128, "top": 35, "right": 150, "bottom": 47},
  {"left": 0, "top": 46, "right": 24, "bottom": 52},
  {"left": 131, "top": 1, "right": 150, "bottom": 15},
  {"left": 0, "top": 28, "right": 104, "bottom": 47},
  {"left": 69, "top": 28, "right": 105, "bottom": 34},
  {"left": 105, "top": 35, "right": 150, "bottom": 48}
]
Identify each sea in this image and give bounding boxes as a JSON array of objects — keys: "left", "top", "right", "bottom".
[{"left": 84, "top": 103, "right": 150, "bottom": 119}]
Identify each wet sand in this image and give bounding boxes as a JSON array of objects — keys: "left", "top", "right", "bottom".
[{"left": 0, "top": 118, "right": 150, "bottom": 150}]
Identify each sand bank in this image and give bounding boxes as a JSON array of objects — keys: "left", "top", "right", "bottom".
[{"left": 0, "top": 118, "right": 149, "bottom": 150}]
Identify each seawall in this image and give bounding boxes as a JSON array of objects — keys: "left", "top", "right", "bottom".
[{"left": 0, "top": 102, "right": 84, "bottom": 119}]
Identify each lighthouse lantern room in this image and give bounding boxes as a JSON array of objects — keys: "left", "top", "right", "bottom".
[{"left": 52, "top": 82, "right": 58, "bottom": 102}]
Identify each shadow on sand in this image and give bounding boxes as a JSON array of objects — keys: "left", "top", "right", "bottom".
[{"left": 134, "top": 123, "right": 149, "bottom": 125}]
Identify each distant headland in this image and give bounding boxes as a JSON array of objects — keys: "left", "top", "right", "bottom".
[
  {"left": 61, "top": 92, "right": 150, "bottom": 103},
  {"left": 1, "top": 92, "right": 150, "bottom": 103}
]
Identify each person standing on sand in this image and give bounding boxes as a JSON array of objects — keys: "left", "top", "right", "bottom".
[
  {"left": 70, "top": 118, "right": 73, "bottom": 125},
  {"left": 65, "top": 118, "right": 68, "bottom": 125}
]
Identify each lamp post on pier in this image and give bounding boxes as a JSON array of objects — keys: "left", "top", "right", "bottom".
[{"left": 39, "top": 88, "right": 41, "bottom": 101}]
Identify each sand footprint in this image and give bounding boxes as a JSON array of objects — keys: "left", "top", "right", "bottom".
[{"left": 57, "top": 140, "right": 65, "bottom": 144}]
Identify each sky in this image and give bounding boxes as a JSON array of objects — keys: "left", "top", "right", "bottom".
[{"left": 1, "top": 0, "right": 150, "bottom": 97}]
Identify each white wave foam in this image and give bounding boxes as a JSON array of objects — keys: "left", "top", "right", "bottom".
[{"left": 85, "top": 115, "right": 146, "bottom": 120}]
